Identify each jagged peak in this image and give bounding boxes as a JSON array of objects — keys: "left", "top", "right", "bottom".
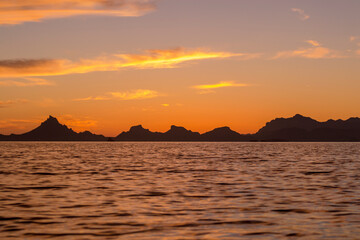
[
  {"left": 130, "top": 125, "right": 145, "bottom": 130},
  {"left": 42, "top": 115, "right": 60, "bottom": 125},
  {"left": 293, "top": 114, "right": 305, "bottom": 118},
  {"left": 215, "top": 126, "right": 231, "bottom": 130},
  {"left": 171, "top": 125, "right": 182, "bottom": 129}
]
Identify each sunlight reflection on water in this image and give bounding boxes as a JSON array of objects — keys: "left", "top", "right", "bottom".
[{"left": 0, "top": 142, "right": 359, "bottom": 239}]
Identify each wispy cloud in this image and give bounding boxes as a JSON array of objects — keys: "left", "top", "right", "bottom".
[
  {"left": 349, "top": 36, "right": 360, "bottom": 55},
  {"left": 58, "top": 114, "right": 98, "bottom": 131},
  {"left": 350, "top": 36, "right": 360, "bottom": 42},
  {"left": 274, "top": 41, "right": 345, "bottom": 59},
  {"left": 0, "top": 77, "right": 53, "bottom": 87},
  {"left": 0, "top": 118, "right": 39, "bottom": 133},
  {"left": 192, "top": 81, "right": 248, "bottom": 90},
  {"left": 0, "top": 48, "right": 251, "bottom": 78},
  {"left": 0, "top": 0, "right": 157, "bottom": 25},
  {"left": 74, "top": 96, "right": 110, "bottom": 101},
  {"left": 292, "top": 8, "right": 310, "bottom": 21},
  {"left": 0, "top": 99, "right": 28, "bottom": 108},
  {"left": 74, "top": 89, "right": 160, "bottom": 101},
  {"left": 306, "top": 40, "right": 321, "bottom": 47},
  {"left": 110, "top": 89, "right": 159, "bottom": 100}
]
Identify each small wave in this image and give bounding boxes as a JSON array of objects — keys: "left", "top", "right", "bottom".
[
  {"left": 272, "top": 209, "right": 310, "bottom": 214},
  {"left": 303, "top": 171, "right": 334, "bottom": 175}
]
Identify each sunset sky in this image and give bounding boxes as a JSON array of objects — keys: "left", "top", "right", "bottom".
[{"left": 1, "top": 0, "right": 360, "bottom": 136}]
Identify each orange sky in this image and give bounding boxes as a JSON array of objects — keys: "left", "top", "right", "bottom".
[{"left": 1, "top": 0, "right": 360, "bottom": 136}]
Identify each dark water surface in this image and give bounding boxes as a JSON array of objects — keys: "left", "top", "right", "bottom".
[{"left": 0, "top": 142, "right": 359, "bottom": 239}]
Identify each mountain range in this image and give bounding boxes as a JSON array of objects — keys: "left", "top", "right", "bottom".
[{"left": 1, "top": 114, "right": 360, "bottom": 141}]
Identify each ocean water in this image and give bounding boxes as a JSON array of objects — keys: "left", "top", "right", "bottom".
[{"left": 0, "top": 142, "right": 359, "bottom": 239}]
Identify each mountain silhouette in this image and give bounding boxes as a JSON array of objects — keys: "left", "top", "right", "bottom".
[
  {"left": 201, "top": 126, "right": 252, "bottom": 141},
  {"left": 1, "top": 114, "right": 360, "bottom": 141},
  {"left": 0, "top": 116, "right": 106, "bottom": 141},
  {"left": 116, "top": 125, "right": 162, "bottom": 141},
  {"left": 162, "top": 125, "right": 201, "bottom": 141},
  {"left": 256, "top": 114, "right": 360, "bottom": 141}
]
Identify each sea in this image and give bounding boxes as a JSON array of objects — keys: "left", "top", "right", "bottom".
[{"left": 0, "top": 142, "right": 359, "bottom": 239}]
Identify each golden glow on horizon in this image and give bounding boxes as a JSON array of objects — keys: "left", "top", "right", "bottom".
[
  {"left": 0, "top": 48, "right": 247, "bottom": 78},
  {"left": 0, "top": 0, "right": 156, "bottom": 25}
]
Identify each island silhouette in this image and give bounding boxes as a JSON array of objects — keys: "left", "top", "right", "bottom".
[{"left": 1, "top": 114, "right": 360, "bottom": 142}]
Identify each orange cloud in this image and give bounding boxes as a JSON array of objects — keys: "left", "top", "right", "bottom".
[
  {"left": 274, "top": 41, "right": 345, "bottom": 59},
  {"left": 118, "top": 48, "right": 255, "bottom": 68},
  {"left": 74, "top": 89, "right": 160, "bottom": 101},
  {"left": 74, "top": 96, "right": 110, "bottom": 101},
  {"left": 292, "top": 8, "right": 310, "bottom": 21},
  {"left": 306, "top": 40, "right": 321, "bottom": 47},
  {"left": 0, "top": 99, "right": 29, "bottom": 108},
  {"left": 58, "top": 114, "right": 98, "bottom": 131},
  {"left": 0, "top": 48, "right": 248, "bottom": 78},
  {"left": 0, "top": 0, "right": 156, "bottom": 25},
  {"left": 110, "top": 89, "right": 159, "bottom": 100},
  {"left": 192, "top": 81, "right": 248, "bottom": 90},
  {"left": 0, "top": 119, "right": 39, "bottom": 134},
  {"left": 0, "top": 77, "right": 53, "bottom": 87}
]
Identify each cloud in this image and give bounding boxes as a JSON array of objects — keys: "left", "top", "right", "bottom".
[
  {"left": 74, "top": 89, "right": 160, "bottom": 101},
  {"left": 292, "top": 8, "right": 310, "bottom": 21},
  {"left": 274, "top": 41, "right": 345, "bottom": 59},
  {"left": 350, "top": 36, "right": 359, "bottom": 42},
  {"left": 74, "top": 96, "right": 111, "bottom": 101},
  {"left": 0, "top": 48, "right": 250, "bottom": 78},
  {"left": 110, "top": 89, "right": 159, "bottom": 100},
  {"left": 349, "top": 36, "right": 360, "bottom": 55},
  {"left": 0, "top": 119, "right": 39, "bottom": 133},
  {"left": 306, "top": 40, "right": 321, "bottom": 47},
  {"left": 0, "top": 77, "right": 53, "bottom": 87},
  {"left": 0, "top": 99, "right": 28, "bottom": 108},
  {"left": 58, "top": 114, "right": 98, "bottom": 131},
  {"left": 0, "top": 0, "right": 157, "bottom": 25},
  {"left": 118, "top": 48, "right": 258, "bottom": 69},
  {"left": 192, "top": 81, "right": 248, "bottom": 90}
]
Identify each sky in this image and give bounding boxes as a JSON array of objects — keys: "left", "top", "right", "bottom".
[{"left": 1, "top": 0, "right": 360, "bottom": 136}]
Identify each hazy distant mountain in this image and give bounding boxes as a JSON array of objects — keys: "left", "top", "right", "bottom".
[
  {"left": 0, "top": 116, "right": 106, "bottom": 141},
  {"left": 256, "top": 114, "right": 360, "bottom": 141},
  {"left": 163, "top": 125, "right": 201, "bottom": 141},
  {"left": 116, "top": 125, "right": 201, "bottom": 141},
  {"left": 201, "top": 126, "right": 252, "bottom": 141},
  {"left": 116, "top": 125, "right": 162, "bottom": 141},
  {"left": 1, "top": 114, "right": 360, "bottom": 141}
]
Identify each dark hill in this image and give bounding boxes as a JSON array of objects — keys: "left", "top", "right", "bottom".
[
  {"left": 163, "top": 125, "right": 201, "bottom": 141},
  {"left": 116, "top": 125, "right": 162, "bottom": 141},
  {"left": 256, "top": 114, "right": 360, "bottom": 141},
  {"left": 1, "top": 114, "right": 360, "bottom": 142},
  {"left": 201, "top": 126, "right": 252, "bottom": 141},
  {"left": 0, "top": 116, "right": 106, "bottom": 141},
  {"left": 257, "top": 114, "right": 320, "bottom": 134}
]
